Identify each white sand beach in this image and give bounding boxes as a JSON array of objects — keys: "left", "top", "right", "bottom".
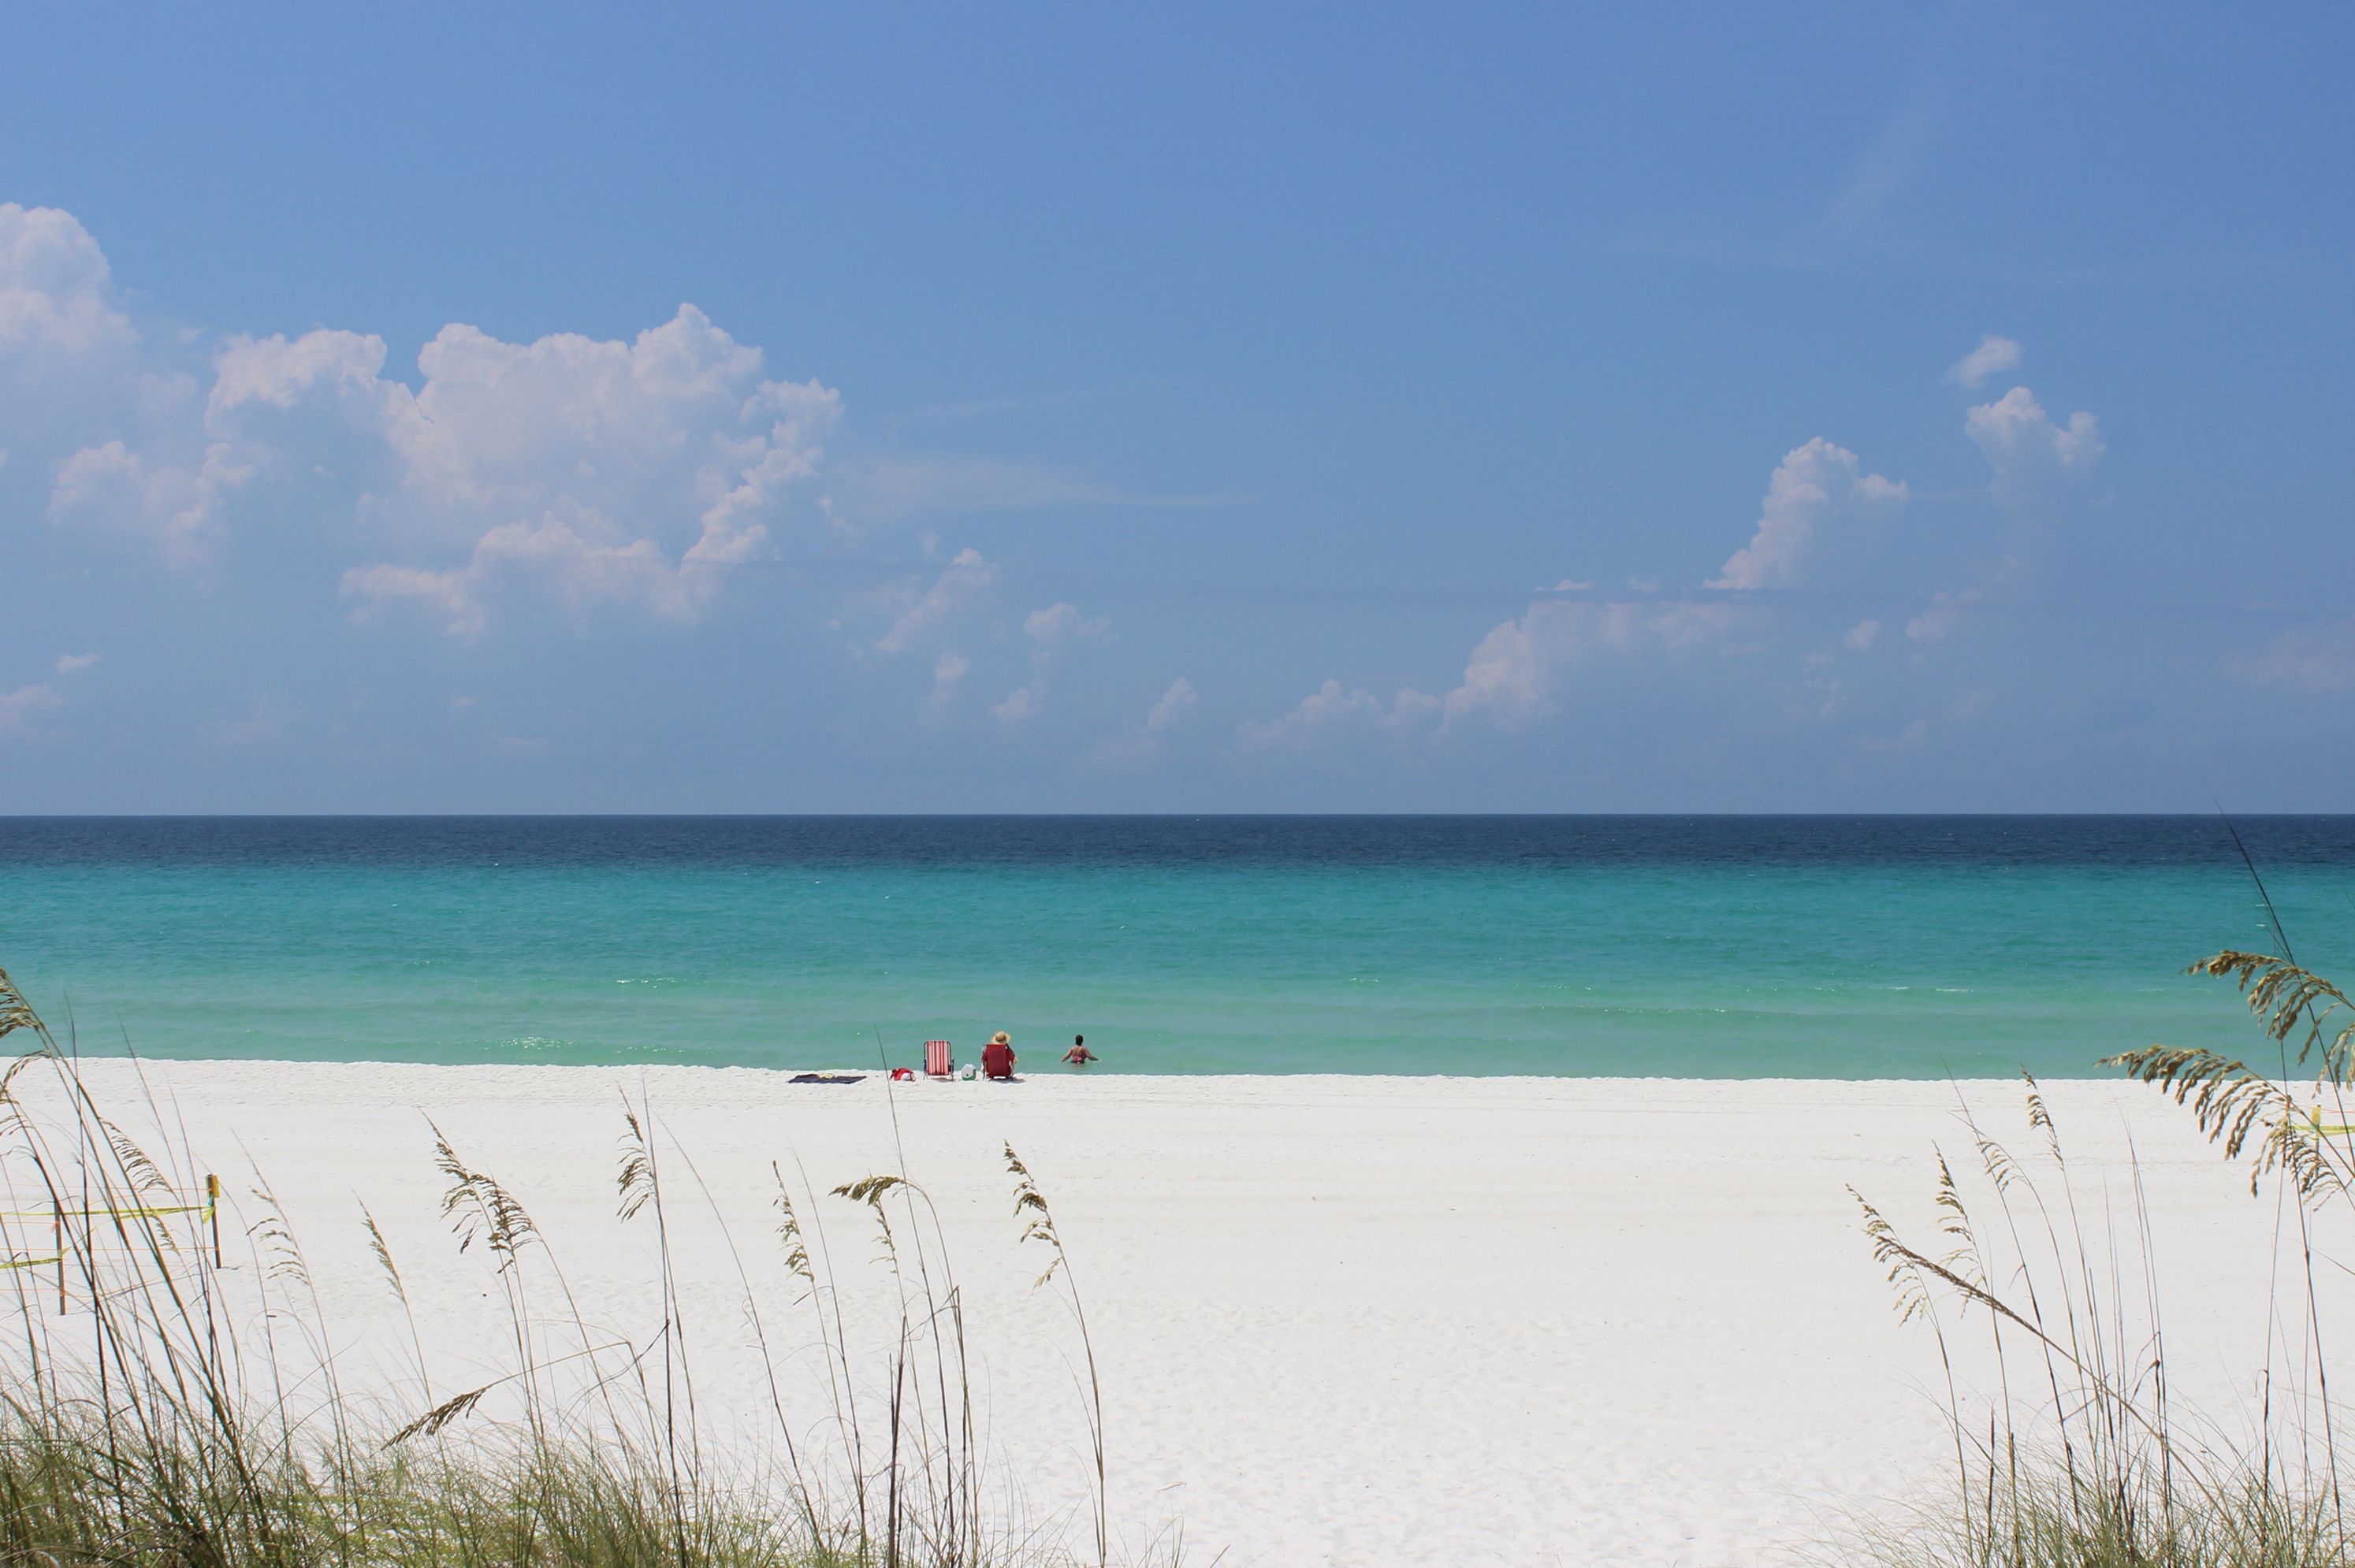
[{"left": 13, "top": 1061, "right": 2301, "bottom": 1566}]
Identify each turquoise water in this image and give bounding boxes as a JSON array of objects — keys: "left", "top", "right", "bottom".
[{"left": 2, "top": 816, "right": 2352, "bottom": 1078}]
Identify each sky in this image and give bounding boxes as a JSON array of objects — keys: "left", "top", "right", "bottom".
[{"left": 2, "top": 2, "right": 2350, "bottom": 812}]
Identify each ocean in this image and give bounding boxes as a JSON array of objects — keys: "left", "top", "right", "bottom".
[{"left": 2, "top": 816, "right": 2350, "bottom": 1079}]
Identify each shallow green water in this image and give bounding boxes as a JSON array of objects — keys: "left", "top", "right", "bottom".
[{"left": 3, "top": 816, "right": 2350, "bottom": 1077}]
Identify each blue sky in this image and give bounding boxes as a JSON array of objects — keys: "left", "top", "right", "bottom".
[{"left": 2, "top": 2, "right": 2349, "bottom": 811}]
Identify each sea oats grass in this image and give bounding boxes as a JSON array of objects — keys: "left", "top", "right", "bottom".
[
  {"left": 0, "top": 964, "right": 1140, "bottom": 1568},
  {"left": 1853, "top": 928, "right": 2355, "bottom": 1567}
]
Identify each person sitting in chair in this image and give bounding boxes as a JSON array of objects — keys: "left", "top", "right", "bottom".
[
  {"left": 1062, "top": 1035, "right": 1098, "bottom": 1067},
  {"left": 982, "top": 1031, "right": 1018, "bottom": 1080}
]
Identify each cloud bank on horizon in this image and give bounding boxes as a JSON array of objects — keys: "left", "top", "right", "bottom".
[
  {"left": 12, "top": 206, "right": 2103, "bottom": 726},
  {"left": 4, "top": 9, "right": 2355, "bottom": 819},
  {"left": 0, "top": 197, "right": 2321, "bottom": 808},
  {"left": 0, "top": 0, "right": 2347, "bottom": 812}
]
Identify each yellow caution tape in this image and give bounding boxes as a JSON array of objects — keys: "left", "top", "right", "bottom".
[{"left": 0, "top": 1199, "right": 213, "bottom": 1222}]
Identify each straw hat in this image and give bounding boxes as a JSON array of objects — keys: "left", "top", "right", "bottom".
[{"left": 990, "top": 1031, "right": 1011, "bottom": 1045}]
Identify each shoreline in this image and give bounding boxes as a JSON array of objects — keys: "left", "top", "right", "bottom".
[{"left": 43, "top": 1050, "right": 2185, "bottom": 1087}]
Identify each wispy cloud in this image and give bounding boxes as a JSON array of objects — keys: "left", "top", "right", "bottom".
[
  {"left": 1023, "top": 600, "right": 1111, "bottom": 648},
  {"left": 869, "top": 548, "right": 998, "bottom": 654},
  {"left": 825, "top": 454, "right": 1244, "bottom": 530},
  {"left": 204, "top": 694, "right": 291, "bottom": 749},
  {"left": 1145, "top": 677, "right": 1198, "bottom": 734},
  {"left": 0, "top": 684, "right": 61, "bottom": 735},
  {"left": 2229, "top": 626, "right": 2355, "bottom": 693},
  {"left": 990, "top": 683, "right": 1043, "bottom": 726},
  {"left": 991, "top": 600, "right": 1113, "bottom": 726},
  {"left": 1820, "top": 87, "right": 1944, "bottom": 244},
  {"left": 923, "top": 652, "right": 970, "bottom": 723},
  {"left": 1948, "top": 334, "right": 2022, "bottom": 388},
  {"left": 1239, "top": 680, "right": 1439, "bottom": 748},
  {"left": 904, "top": 386, "right": 1123, "bottom": 422},
  {"left": 1092, "top": 677, "right": 1200, "bottom": 767},
  {"left": 1905, "top": 586, "right": 1981, "bottom": 644}
]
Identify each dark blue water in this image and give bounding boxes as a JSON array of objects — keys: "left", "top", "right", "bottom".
[{"left": 2, "top": 816, "right": 2349, "bottom": 1077}]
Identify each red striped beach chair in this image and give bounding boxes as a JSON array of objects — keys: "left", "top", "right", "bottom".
[{"left": 924, "top": 1039, "right": 953, "bottom": 1078}]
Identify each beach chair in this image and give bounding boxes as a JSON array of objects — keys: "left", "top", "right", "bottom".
[{"left": 925, "top": 1039, "right": 953, "bottom": 1078}]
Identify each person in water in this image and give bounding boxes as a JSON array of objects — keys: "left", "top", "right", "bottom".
[
  {"left": 982, "top": 1031, "right": 1018, "bottom": 1079},
  {"left": 1062, "top": 1035, "right": 1098, "bottom": 1067}
]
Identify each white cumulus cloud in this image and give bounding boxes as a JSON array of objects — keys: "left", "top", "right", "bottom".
[
  {"left": 337, "top": 308, "right": 835, "bottom": 628},
  {"left": 208, "top": 328, "right": 400, "bottom": 429},
  {"left": 0, "top": 204, "right": 136, "bottom": 370},
  {"left": 1243, "top": 436, "right": 1908, "bottom": 745},
  {"left": 1708, "top": 437, "right": 1907, "bottom": 594},
  {"left": 1240, "top": 679, "right": 1440, "bottom": 747},
  {"left": 1966, "top": 386, "right": 2104, "bottom": 505},
  {"left": 1437, "top": 438, "right": 1904, "bottom": 729},
  {"left": 23, "top": 210, "right": 841, "bottom": 622},
  {"left": 49, "top": 438, "right": 256, "bottom": 570},
  {"left": 341, "top": 512, "right": 755, "bottom": 641}
]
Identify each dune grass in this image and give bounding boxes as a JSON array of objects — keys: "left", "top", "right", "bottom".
[
  {"left": 1852, "top": 940, "right": 2355, "bottom": 1567},
  {"left": 0, "top": 965, "right": 1128, "bottom": 1568}
]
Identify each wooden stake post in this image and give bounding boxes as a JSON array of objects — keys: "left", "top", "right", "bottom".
[{"left": 45, "top": 1176, "right": 223, "bottom": 1313}]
